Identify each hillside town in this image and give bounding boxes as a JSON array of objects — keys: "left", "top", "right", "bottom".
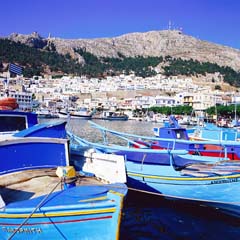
[{"left": 0, "top": 71, "right": 239, "bottom": 120}]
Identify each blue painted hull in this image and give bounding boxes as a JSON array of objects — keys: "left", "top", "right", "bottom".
[
  {"left": 0, "top": 138, "right": 69, "bottom": 175},
  {"left": 0, "top": 184, "right": 127, "bottom": 239},
  {"left": 125, "top": 161, "right": 240, "bottom": 216},
  {"left": 0, "top": 120, "right": 69, "bottom": 175}
]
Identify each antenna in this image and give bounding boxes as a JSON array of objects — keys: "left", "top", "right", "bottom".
[{"left": 168, "top": 20, "right": 172, "bottom": 30}]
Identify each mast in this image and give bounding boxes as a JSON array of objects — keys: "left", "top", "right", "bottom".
[{"left": 234, "top": 94, "right": 237, "bottom": 123}]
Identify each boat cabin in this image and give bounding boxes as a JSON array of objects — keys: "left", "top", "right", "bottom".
[
  {"left": 153, "top": 115, "right": 189, "bottom": 140},
  {"left": 153, "top": 126, "right": 189, "bottom": 140},
  {"left": 0, "top": 110, "right": 38, "bottom": 134}
]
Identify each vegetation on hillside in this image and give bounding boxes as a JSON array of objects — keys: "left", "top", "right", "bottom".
[
  {"left": 101, "top": 53, "right": 163, "bottom": 77},
  {"left": 0, "top": 39, "right": 80, "bottom": 77},
  {"left": 74, "top": 48, "right": 162, "bottom": 77},
  {"left": 0, "top": 39, "right": 240, "bottom": 87},
  {"left": 163, "top": 57, "right": 240, "bottom": 87}
]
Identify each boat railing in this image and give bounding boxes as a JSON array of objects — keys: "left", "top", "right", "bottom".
[
  {"left": 67, "top": 130, "right": 188, "bottom": 155},
  {"left": 89, "top": 121, "right": 179, "bottom": 151},
  {"left": 89, "top": 120, "right": 179, "bottom": 149}
]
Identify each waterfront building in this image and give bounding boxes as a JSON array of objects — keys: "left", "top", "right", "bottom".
[
  {"left": 0, "top": 90, "right": 33, "bottom": 110},
  {"left": 154, "top": 95, "right": 176, "bottom": 107}
]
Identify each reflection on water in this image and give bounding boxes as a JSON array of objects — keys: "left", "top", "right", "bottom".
[
  {"left": 121, "top": 191, "right": 240, "bottom": 240},
  {"left": 40, "top": 118, "right": 240, "bottom": 239}
]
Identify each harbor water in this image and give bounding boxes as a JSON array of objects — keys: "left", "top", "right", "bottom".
[{"left": 42, "top": 118, "right": 240, "bottom": 239}]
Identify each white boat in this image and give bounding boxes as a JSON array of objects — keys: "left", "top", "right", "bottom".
[{"left": 59, "top": 107, "right": 93, "bottom": 119}]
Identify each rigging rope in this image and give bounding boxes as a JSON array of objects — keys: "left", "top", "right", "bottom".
[{"left": 8, "top": 180, "right": 62, "bottom": 240}]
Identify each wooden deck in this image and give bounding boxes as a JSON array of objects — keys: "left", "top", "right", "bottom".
[
  {"left": 181, "top": 161, "right": 240, "bottom": 177},
  {"left": 0, "top": 168, "right": 103, "bottom": 205}
]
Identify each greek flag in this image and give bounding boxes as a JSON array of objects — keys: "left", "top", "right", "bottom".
[{"left": 9, "top": 63, "right": 23, "bottom": 75}]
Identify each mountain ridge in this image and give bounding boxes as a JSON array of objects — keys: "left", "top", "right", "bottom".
[{"left": 5, "top": 30, "right": 240, "bottom": 71}]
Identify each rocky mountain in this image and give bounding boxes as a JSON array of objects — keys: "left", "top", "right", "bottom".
[
  {"left": 9, "top": 32, "right": 48, "bottom": 49},
  {"left": 7, "top": 30, "right": 240, "bottom": 71}
]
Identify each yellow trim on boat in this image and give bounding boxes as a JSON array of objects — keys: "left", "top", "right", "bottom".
[
  {"left": 79, "top": 196, "right": 107, "bottom": 202},
  {"left": 79, "top": 190, "right": 125, "bottom": 202},
  {"left": 115, "top": 197, "right": 125, "bottom": 240},
  {"left": 109, "top": 190, "right": 126, "bottom": 197},
  {"left": 128, "top": 172, "right": 240, "bottom": 181},
  {"left": 0, "top": 208, "right": 116, "bottom": 219}
]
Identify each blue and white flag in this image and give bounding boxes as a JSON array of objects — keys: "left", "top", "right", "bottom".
[{"left": 9, "top": 63, "right": 23, "bottom": 75}]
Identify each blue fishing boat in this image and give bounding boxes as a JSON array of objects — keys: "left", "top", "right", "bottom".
[
  {"left": 67, "top": 122, "right": 240, "bottom": 217},
  {"left": 0, "top": 104, "right": 128, "bottom": 239},
  {"left": 84, "top": 119, "right": 240, "bottom": 163},
  {"left": 68, "top": 131, "right": 226, "bottom": 167},
  {"left": 0, "top": 166, "right": 128, "bottom": 240},
  {"left": 0, "top": 109, "right": 70, "bottom": 175},
  {"left": 188, "top": 122, "right": 240, "bottom": 141},
  {"left": 0, "top": 122, "right": 69, "bottom": 175},
  {"left": 0, "top": 98, "right": 72, "bottom": 174},
  {"left": 150, "top": 115, "right": 240, "bottom": 160}
]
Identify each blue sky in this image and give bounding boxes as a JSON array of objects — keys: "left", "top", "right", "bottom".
[{"left": 0, "top": 0, "right": 239, "bottom": 49}]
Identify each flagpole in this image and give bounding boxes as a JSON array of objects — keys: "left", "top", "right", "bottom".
[{"left": 4, "top": 65, "right": 10, "bottom": 97}]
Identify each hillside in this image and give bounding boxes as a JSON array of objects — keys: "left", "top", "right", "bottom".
[
  {"left": 52, "top": 30, "right": 240, "bottom": 71},
  {"left": 6, "top": 30, "right": 240, "bottom": 70},
  {"left": 0, "top": 30, "right": 240, "bottom": 86}
]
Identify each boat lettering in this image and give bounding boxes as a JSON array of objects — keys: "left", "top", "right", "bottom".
[
  {"left": 1, "top": 226, "right": 42, "bottom": 234},
  {"left": 211, "top": 178, "right": 239, "bottom": 184}
]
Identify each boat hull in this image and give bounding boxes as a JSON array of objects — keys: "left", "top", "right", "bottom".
[
  {"left": 125, "top": 161, "right": 240, "bottom": 216},
  {"left": 102, "top": 116, "right": 128, "bottom": 121},
  {"left": 150, "top": 141, "right": 240, "bottom": 160},
  {"left": 0, "top": 138, "right": 69, "bottom": 175},
  {"left": 0, "top": 184, "right": 127, "bottom": 239},
  {"left": 59, "top": 112, "right": 92, "bottom": 119},
  {"left": 70, "top": 114, "right": 92, "bottom": 119}
]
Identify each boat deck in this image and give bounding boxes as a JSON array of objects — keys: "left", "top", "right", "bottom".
[
  {"left": 0, "top": 168, "right": 102, "bottom": 205},
  {"left": 181, "top": 161, "right": 240, "bottom": 177}
]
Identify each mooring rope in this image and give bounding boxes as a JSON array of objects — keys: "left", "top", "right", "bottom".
[{"left": 8, "top": 180, "right": 62, "bottom": 240}]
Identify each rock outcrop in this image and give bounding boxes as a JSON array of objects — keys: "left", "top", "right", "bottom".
[{"left": 9, "top": 32, "right": 48, "bottom": 49}]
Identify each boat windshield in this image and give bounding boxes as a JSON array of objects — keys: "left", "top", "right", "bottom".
[
  {"left": 0, "top": 115, "right": 27, "bottom": 133},
  {"left": 175, "top": 129, "right": 188, "bottom": 140}
]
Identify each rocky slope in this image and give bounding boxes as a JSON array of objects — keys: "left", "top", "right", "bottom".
[{"left": 6, "top": 30, "right": 240, "bottom": 71}]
